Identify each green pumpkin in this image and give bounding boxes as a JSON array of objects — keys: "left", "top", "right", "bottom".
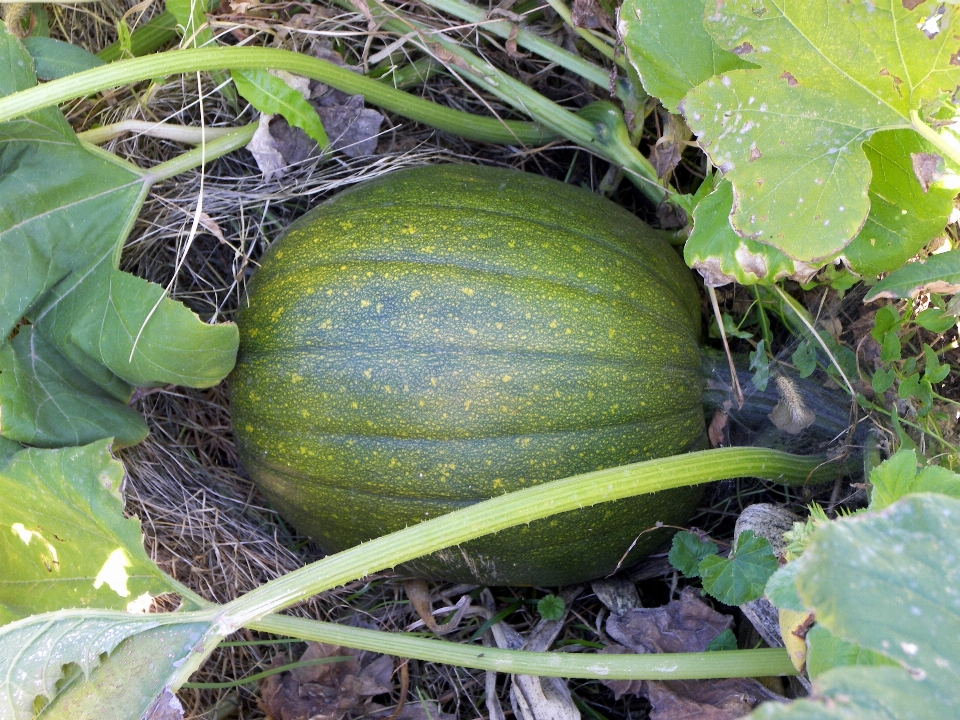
[{"left": 230, "top": 164, "right": 706, "bottom": 586}]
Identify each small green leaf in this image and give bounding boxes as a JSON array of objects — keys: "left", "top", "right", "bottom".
[
  {"left": 898, "top": 373, "right": 922, "bottom": 400},
  {"left": 0, "top": 441, "right": 178, "bottom": 621},
  {"left": 749, "top": 341, "right": 770, "bottom": 392},
  {"left": 706, "top": 628, "right": 738, "bottom": 652},
  {"left": 805, "top": 624, "right": 899, "bottom": 680},
  {"left": 699, "top": 530, "right": 778, "bottom": 606},
  {"left": 923, "top": 344, "right": 950, "bottom": 384},
  {"left": 536, "top": 594, "right": 564, "bottom": 621},
  {"left": 20, "top": 37, "right": 105, "bottom": 80},
  {"left": 915, "top": 308, "right": 957, "bottom": 334},
  {"left": 865, "top": 250, "right": 960, "bottom": 302},
  {"left": 871, "top": 306, "right": 902, "bottom": 343},
  {"left": 871, "top": 367, "right": 896, "bottom": 395},
  {"left": 232, "top": 69, "right": 328, "bottom": 148},
  {"left": 869, "top": 449, "right": 960, "bottom": 512},
  {"left": 619, "top": 0, "right": 754, "bottom": 114},
  {"left": 879, "top": 331, "right": 902, "bottom": 364},
  {"left": 668, "top": 530, "right": 718, "bottom": 578},
  {"left": 791, "top": 340, "right": 817, "bottom": 378}
]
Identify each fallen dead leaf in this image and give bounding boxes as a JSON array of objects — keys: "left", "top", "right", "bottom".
[
  {"left": 257, "top": 642, "right": 393, "bottom": 720},
  {"left": 601, "top": 588, "right": 784, "bottom": 719}
]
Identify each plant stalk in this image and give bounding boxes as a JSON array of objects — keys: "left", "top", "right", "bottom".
[
  {"left": 219, "top": 447, "right": 853, "bottom": 629},
  {"left": 910, "top": 110, "right": 960, "bottom": 169},
  {"left": 0, "top": 46, "right": 553, "bottom": 145},
  {"left": 248, "top": 615, "right": 799, "bottom": 679}
]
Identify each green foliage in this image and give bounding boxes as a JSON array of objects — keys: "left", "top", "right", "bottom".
[
  {"left": 231, "top": 69, "right": 329, "bottom": 147},
  {"left": 0, "top": 610, "right": 214, "bottom": 720},
  {"left": 867, "top": 449, "right": 960, "bottom": 511},
  {"left": 804, "top": 624, "right": 898, "bottom": 680},
  {"left": 667, "top": 530, "right": 718, "bottom": 578},
  {"left": 754, "top": 493, "right": 960, "bottom": 718},
  {"left": 706, "top": 628, "right": 738, "bottom": 652},
  {"left": 619, "top": 0, "right": 754, "bottom": 114},
  {"left": 684, "top": 1, "right": 959, "bottom": 262},
  {"left": 866, "top": 250, "right": 960, "bottom": 302},
  {"left": 748, "top": 340, "right": 771, "bottom": 392},
  {"left": 0, "top": 28, "right": 238, "bottom": 448},
  {"left": 699, "top": 530, "right": 778, "bottom": 606},
  {"left": 0, "top": 441, "right": 179, "bottom": 622},
  {"left": 20, "top": 38, "right": 105, "bottom": 80},
  {"left": 537, "top": 594, "right": 565, "bottom": 621}
]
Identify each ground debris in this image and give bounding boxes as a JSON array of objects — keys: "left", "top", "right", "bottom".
[
  {"left": 258, "top": 642, "right": 394, "bottom": 720},
  {"left": 601, "top": 588, "right": 784, "bottom": 719}
]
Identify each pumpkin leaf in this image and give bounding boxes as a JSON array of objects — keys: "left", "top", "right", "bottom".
[
  {"left": 668, "top": 530, "right": 717, "bottom": 578},
  {"left": 232, "top": 68, "right": 329, "bottom": 148},
  {"left": 865, "top": 250, "right": 960, "bottom": 301},
  {"left": 619, "top": 0, "right": 754, "bottom": 114},
  {"left": 840, "top": 131, "right": 956, "bottom": 277},
  {"left": 699, "top": 530, "right": 778, "bottom": 605},
  {"left": 0, "top": 608, "right": 213, "bottom": 720},
  {"left": 20, "top": 37, "right": 105, "bottom": 80},
  {"left": 706, "top": 628, "right": 738, "bottom": 652},
  {"left": 684, "top": 179, "right": 807, "bottom": 286},
  {"left": 0, "top": 27, "right": 238, "bottom": 448},
  {"left": 750, "top": 493, "right": 960, "bottom": 718},
  {"left": 805, "top": 624, "right": 898, "bottom": 680},
  {"left": 681, "top": 0, "right": 960, "bottom": 263},
  {"left": 0, "top": 441, "right": 179, "bottom": 623}
]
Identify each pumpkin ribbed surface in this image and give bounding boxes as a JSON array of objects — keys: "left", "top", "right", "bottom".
[{"left": 230, "top": 164, "right": 706, "bottom": 585}]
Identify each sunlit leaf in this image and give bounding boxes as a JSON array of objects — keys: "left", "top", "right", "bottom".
[
  {"left": 232, "top": 68, "right": 328, "bottom": 147},
  {"left": 0, "top": 441, "right": 177, "bottom": 622},
  {"left": 0, "top": 608, "right": 213, "bottom": 720},
  {"left": 682, "top": 1, "right": 960, "bottom": 262},
  {"left": 699, "top": 530, "right": 777, "bottom": 605},
  {"left": 868, "top": 449, "right": 960, "bottom": 511},
  {"left": 667, "top": 530, "right": 717, "bottom": 578},
  {"left": 619, "top": 0, "right": 754, "bottom": 113}
]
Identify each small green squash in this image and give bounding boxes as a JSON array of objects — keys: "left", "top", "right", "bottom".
[{"left": 230, "top": 164, "right": 706, "bottom": 586}]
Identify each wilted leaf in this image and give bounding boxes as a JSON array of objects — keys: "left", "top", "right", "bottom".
[
  {"left": 0, "top": 28, "right": 238, "bottom": 448},
  {"left": 864, "top": 250, "right": 960, "bottom": 301},
  {"left": 0, "top": 608, "right": 213, "bottom": 720},
  {"left": 699, "top": 530, "right": 778, "bottom": 605},
  {"left": 257, "top": 643, "right": 393, "bottom": 720},
  {"left": 619, "top": 0, "right": 754, "bottom": 113},
  {"left": 0, "top": 441, "right": 178, "bottom": 622},
  {"left": 682, "top": 1, "right": 960, "bottom": 262}
]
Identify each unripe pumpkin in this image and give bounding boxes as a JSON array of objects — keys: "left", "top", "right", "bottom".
[{"left": 230, "top": 164, "right": 706, "bottom": 586}]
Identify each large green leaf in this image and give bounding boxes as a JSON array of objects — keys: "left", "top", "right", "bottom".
[
  {"left": 0, "top": 28, "right": 238, "bottom": 448},
  {"left": 619, "top": 0, "right": 754, "bottom": 113},
  {"left": 867, "top": 449, "right": 960, "bottom": 512},
  {"left": 681, "top": 1, "right": 960, "bottom": 262},
  {"left": 0, "top": 609, "right": 214, "bottom": 720},
  {"left": 0, "top": 441, "right": 178, "bottom": 622}
]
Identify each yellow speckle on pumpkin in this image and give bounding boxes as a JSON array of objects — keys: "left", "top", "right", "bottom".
[
  {"left": 461, "top": 287, "right": 475, "bottom": 297},
  {"left": 608, "top": 328, "right": 616, "bottom": 339},
  {"left": 549, "top": 320, "right": 558, "bottom": 329},
  {"left": 340, "top": 220, "right": 354, "bottom": 229},
  {"left": 502, "top": 374, "right": 512, "bottom": 382},
  {"left": 319, "top": 319, "right": 332, "bottom": 329},
  {"left": 464, "top": 399, "right": 472, "bottom": 411},
  {"left": 360, "top": 299, "right": 371, "bottom": 308},
  {"left": 351, "top": 402, "right": 359, "bottom": 409},
  {"left": 492, "top": 478, "right": 504, "bottom": 490},
  {"left": 363, "top": 369, "right": 373, "bottom": 379},
  {"left": 409, "top": 290, "right": 422, "bottom": 301}
]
